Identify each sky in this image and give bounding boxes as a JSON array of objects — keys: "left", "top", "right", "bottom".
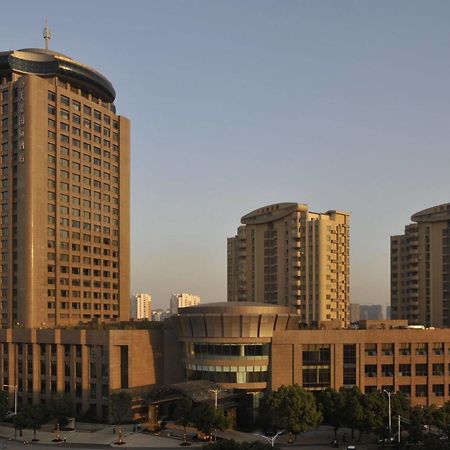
[{"left": 2, "top": 1, "right": 450, "bottom": 309}]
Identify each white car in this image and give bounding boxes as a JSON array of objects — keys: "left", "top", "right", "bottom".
[{"left": 4, "top": 411, "right": 15, "bottom": 419}]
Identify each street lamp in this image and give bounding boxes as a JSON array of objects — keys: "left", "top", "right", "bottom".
[
  {"left": 383, "top": 389, "right": 392, "bottom": 435},
  {"left": 209, "top": 389, "right": 221, "bottom": 409},
  {"left": 2, "top": 385, "right": 17, "bottom": 415},
  {"left": 254, "top": 431, "right": 284, "bottom": 448},
  {"left": 208, "top": 388, "right": 224, "bottom": 443}
]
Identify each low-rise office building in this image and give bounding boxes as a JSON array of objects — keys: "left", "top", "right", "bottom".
[
  {"left": 1, "top": 303, "right": 449, "bottom": 422},
  {"left": 271, "top": 326, "right": 450, "bottom": 406},
  {"left": 176, "top": 303, "right": 450, "bottom": 407},
  {"left": 0, "top": 327, "right": 181, "bottom": 420}
]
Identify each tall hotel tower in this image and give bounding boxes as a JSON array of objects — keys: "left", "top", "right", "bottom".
[
  {"left": 227, "top": 203, "right": 350, "bottom": 325},
  {"left": 0, "top": 46, "right": 130, "bottom": 328}
]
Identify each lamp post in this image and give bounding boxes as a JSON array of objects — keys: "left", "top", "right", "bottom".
[
  {"left": 383, "top": 390, "right": 392, "bottom": 435},
  {"left": 254, "top": 431, "right": 284, "bottom": 448},
  {"left": 208, "top": 389, "right": 222, "bottom": 443},
  {"left": 209, "top": 389, "right": 220, "bottom": 409},
  {"left": 2, "top": 385, "right": 17, "bottom": 415}
]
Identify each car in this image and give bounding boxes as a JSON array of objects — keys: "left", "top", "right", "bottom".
[
  {"left": 4, "top": 411, "right": 15, "bottom": 419},
  {"left": 378, "top": 437, "right": 395, "bottom": 444},
  {"left": 347, "top": 446, "right": 356, "bottom": 450},
  {"left": 421, "top": 424, "right": 429, "bottom": 431},
  {"left": 439, "top": 434, "right": 448, "bottom": 442}
]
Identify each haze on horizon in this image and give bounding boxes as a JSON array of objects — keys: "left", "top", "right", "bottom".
[{"left": 2, "top": 1, "right": 450, "bottom": 309}]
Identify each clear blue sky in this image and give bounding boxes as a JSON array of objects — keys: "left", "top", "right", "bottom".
[{"left": 2, "top": 1, "right": 450, "bottom": 308}]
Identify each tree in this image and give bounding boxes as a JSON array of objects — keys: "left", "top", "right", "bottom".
[
  {"left": 192, "top": 403, "right": 229, "bottom": 440},
  {"left": 13, "top": 410, "right": 27, "bottom": 437},
  {"left": 358, "top": 391, "right": 386, "bottom": 440},
  {"left": 0, "top": 390, "right": 9, "bottom": 420},
  {"left": 48, "top": 394, "right": 73, "bottom": 427},
  {"left": 267, "top": 384, "right": 322, "bottom": 442},
  {"left": 317, "top": 388, "right": 344, "bottom": 439},
  {"left": 407, "top": 405, "right": 426, "bottom": 444},
  {"left": 340, "top": 387, "right": 364, "bottom": 439},
  {"left": 390, "top": 392, "right": 410, "bottom": 420},
  {"left": 109, "top": 391, "right": 132, "bottom": 425},
  {"left": 22, "top": 404, "right": 48, "bottom": 441},
  {"left": 175, "top": 398, "right": 193, "bottom": 446}
]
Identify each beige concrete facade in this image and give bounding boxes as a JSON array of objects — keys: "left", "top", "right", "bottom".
[
  {"left": 0, "top": 49, "right": 130, "bottom": 328},
  {"left": 391, "top": 203, "right": 450, "bottom": 327},
  {"left": 227, "top": 203, "right": 350, "bottom": 326}
]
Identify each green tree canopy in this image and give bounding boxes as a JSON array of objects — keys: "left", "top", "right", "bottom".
[
  {"left": 109, "top": 391, "right": 132, "bottom": 425},
  {"left": 192, "top": 403, "right": 229, "bottom": 437},
  {"left": 267, "top": 384, "right": 322, "bottom": 436},
  {"left": 340, "top": 387, "right": 364, "bottom": 439},
  {"left": 317, "top": 388, "right": 344, "bottom": 439},
  {"left": 48, "top": 394, "right": 73, "bottom": 427},
  {"left": 175, "top": 398, "right": 194, "bottom": 445},
  {"left": 21, "top": 404, "right": 48, "bottom": 440}
]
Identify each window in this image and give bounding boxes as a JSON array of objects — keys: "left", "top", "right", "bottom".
[
  {"left": 365, "top": 365, "right": 377, "bottom": 377},
  {"left": 415, "top": 364, "right": 428, "bottom": 376},
  {"left": 433, "top": 384, "right": 444, "bottom": 397},
  {"left": 399, "top": 364, "right": 411, "bottom": 376},
  {"left": 381, "top": 364, "right": 393, "bottom": 377},
  {"left": 415, "top": 384, "right": 427, "bottom": 397},
  {"left": 381, "top": 343, "right": 394, "bottom": 356},
  {"left": 432, "top": 363, "right": 444, "bottom": 376},
  {"left": 399, "top": 343, "right": 410, "bottom": 356},
  {"left": 60, "top": 95, "right": 69, "bottom": 106},
  {"left": 415, "top": 343, "right": 427, "bottom": 356}
]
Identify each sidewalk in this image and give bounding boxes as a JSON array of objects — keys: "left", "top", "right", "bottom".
[
  {"left": 0, "top": 422, "right": 203, "bottom": 448},
  {"left": 0, "top": 422, "right": 378, "bottom": 449}
]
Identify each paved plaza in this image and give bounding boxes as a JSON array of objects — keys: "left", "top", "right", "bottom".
[{"left": 0, "top": 422, "right": 379, "bottom": 450}]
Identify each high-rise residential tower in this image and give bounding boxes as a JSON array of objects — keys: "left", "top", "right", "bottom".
[
  {"left": 227, "top": 203, "right": 350, "bottom": 325},
  {"left": 170, "top": 292, "right": 200, "bottom": 315},
  {"left": 0, "top": 47, "right": 130, "bottom": 328},
  {"left": 130, "top": 293, "right": 152, "bottom": 320},
  {"left": 391, "top": 203, "right": 450, "bottom": 327}
]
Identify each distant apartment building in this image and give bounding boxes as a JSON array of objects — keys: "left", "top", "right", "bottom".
[
  {"left": 360, "top": 304, "right": 384, "bottom": 321},
  {"left": 350, "top": 303, "right": 360, "bottom": 322},
  {"left": 151, "top": 309, "right": 170, "bottom": 322},
  {"left": 227, "top": 203, "right": 350, "bottom": 325},
  {"left": 170, "top": 293, "right": 200, "bottom": 315},
  {"left": 130, "top": 293, "right": 152, "bottom": 320},
  {"left": 386, "top": 305, "right": 391, "bottom": 320},
  {"left": 391, "top": 203, "right": 450, "bottom": 327}
]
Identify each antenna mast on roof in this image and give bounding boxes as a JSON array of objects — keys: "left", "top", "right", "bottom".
[{"left": 43, "top": 19, "right": 52, "bottom": 50}]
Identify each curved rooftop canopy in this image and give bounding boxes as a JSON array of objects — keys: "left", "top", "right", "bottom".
[
  {"left": 0, "top": 48, "right": 115, "bottom": 102},
  {"left": 411, "top": 203, "right": 450, "bottom": 223}
]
